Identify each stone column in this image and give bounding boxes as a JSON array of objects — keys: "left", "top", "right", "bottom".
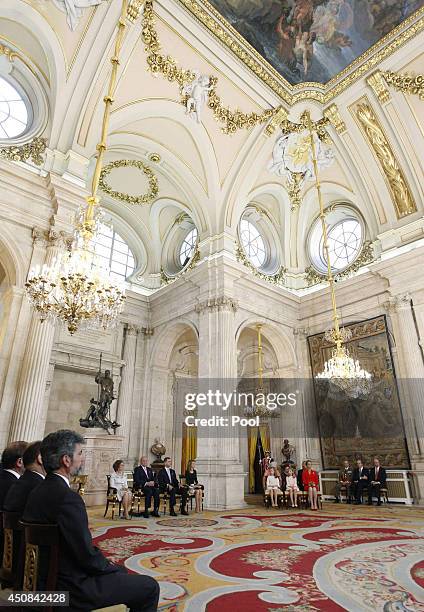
[
  {"left": 386, "top": 293, "right": 424, "bottom": 503},
  {"left": 116, "top": 324, "right": 138, "bottom": 460},
  {"left": 9, "top": 229, "right": 67, "bottom": 442},
  {"left": 194, "top": 296, "right": 247, "bottom": 509}
]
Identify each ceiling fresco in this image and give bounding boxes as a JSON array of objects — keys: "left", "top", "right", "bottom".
[{"left": 204, "top": 0, "right": 424, "bottom": 86}]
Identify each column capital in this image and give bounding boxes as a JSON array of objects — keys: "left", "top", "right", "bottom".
[
  {"left": 294, "top": 327, "right": 310, "bottom": 338},
  {"left": 195, "top": 296, "right": 238, "bottom": 314},
  {"left": 125, "top": 324, "right": 141, "bottom": 337},
  {"left": 32, "top": 227, "right": 72, "bottom": 248},
  {"left": 385, "top": 293, "right": 412, "bottom": 313}
]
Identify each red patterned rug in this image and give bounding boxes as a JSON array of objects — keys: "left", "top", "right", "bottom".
[{"left": 91, "top": 508, "right": 424, "bottom": 611}]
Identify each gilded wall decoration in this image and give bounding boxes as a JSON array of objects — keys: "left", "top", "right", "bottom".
[
  {"left": 308, "top": 315, "right": 409, "bottom": 469},
  {"left": 235, "top": 242, "right": 286, "bottom": 286},
  {"left": 0, "top": 137, "right": 47, "bottom": 166},
  {"left": 142, "top": 0, "right": 280, "bottom": 134},
  {"left": 177, "top": 0, "right": 424, "bottom": 104},
  {"left": 161, "top": 245, "right": 201, "bottom": 285},
  {"left": 99, "top": 159, "right": 158, "bottom": 205},
  {"left": 305, "top": 241, "right": 375, "bottom": 287},
  {"left": 356, "top": 102, "right": 417, "bottom": 218},
  {"left": 382, "top": 70, "right": 424, "bottom": 100}
]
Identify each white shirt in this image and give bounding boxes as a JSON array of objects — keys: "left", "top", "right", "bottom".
[
  {"left": 165, "top": 467, "right": 171, "bottom": 481},
  {"left": 4, "top": 469, "right": 20, "bottom": 479},
  {"left": 30, "top": 470, "right": 45, "bottom": 479},
  {"left": 53, "top": 473, "right": 70, "bottom": 487}
]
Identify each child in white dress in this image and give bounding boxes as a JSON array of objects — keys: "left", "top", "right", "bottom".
[
  {"left": 266, "top": 467, "right": 282, "bottom": 507},
  {"left": 285, "top": 467, "right": 299, "bottom": 507}
]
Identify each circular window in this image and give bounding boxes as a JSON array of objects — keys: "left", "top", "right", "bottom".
[
  {"left": 179, "top": 227, "right": 198, "bottom": 267},
  {"left": 308, "top": 205, "right": 364, "bottom": 274},
  {"left": 240, "top": 219, "right": 266, "bottom": 268},
  {"left": 0, "top": 76, "right": 29, "bottom": 139}
]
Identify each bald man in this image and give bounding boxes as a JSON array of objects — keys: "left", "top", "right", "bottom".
[{"left": 133, "top": 457, "right": 160, "bottom": 518}]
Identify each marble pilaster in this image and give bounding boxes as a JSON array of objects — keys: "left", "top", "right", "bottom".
[{"left": 116, "top": 324, "right": 138, "bottom": 460}]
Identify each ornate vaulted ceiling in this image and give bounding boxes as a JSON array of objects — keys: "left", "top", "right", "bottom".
[{"left": 182, "top": 0, "right": 424, "bottom": 100}]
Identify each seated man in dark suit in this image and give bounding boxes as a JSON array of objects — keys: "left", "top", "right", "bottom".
[
  {"left": 23, "top": 430, "right": 159, "bottom": 611},
  {"left": 352, "top": 458, "right": 370, "bottom": 504},
  {"left": 297, "top": 461, "right": 306, "bottom": 491},
  {"left": 368, "top": 456, "right": 387, "bottom": 506},
  {"left": 133, "top": 456, "right": 160, "bottom": 518},
  {"left": 4, "top": 441, "right": 45, "bottom": 584},
  {"left": 157, "top": 457, "right": 188, "bottom": 516},
  {"left": 0, "top": 440, "right": 27, "bottom": 562}
]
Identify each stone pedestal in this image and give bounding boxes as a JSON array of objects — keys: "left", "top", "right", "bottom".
[{"left": 82, "top": 430, "right": 124, "bottom": 507}]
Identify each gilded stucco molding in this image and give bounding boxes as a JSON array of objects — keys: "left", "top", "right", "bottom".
[
  {"left": 235, "top": 242, "right": 286, "bottom": 287},
  {"left": 142, "top": 0, "right": 280, "bottom": 133},
  {"left": 177, "top": 0, "right": 424, "bottom": 105},
  {"left": 305, "top": 241, "right": 375, "bottom": 287},
  {"left": 195, "top": 296, "right": 238, "bottom": 314},
  {"left": 0, "top": 137, "right": 47, "bottom": 167},
  {"left": 0, "top": 42, "right": 18, "bottom": 62},
  {"left": 367, "top": 71, "right": 391, "bottom": 104},
  {"left": 355, "top": 101, "right": 417, "bottom": 218},
  {"left": 381, "top": 70, "right": 424, "bottom": 100},
  {"left": 323, "top": 105, "right": 347, "bottom": 135},
  {"left": 99, "top": 159, "right": 159, "bottom": 205},
  {"left": 160, "top": 245, "right": 200, "bottom": 285}
]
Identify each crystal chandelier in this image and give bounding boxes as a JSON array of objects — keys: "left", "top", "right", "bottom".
[
  {"left": 305, "top": 112, "right": 372, "bottom": 398},
  {"left": 243, "top": 324, "right": 279, "bottom": 418},
  {"left": 25, "top": 0, "right": 145, "bottom": 335}
]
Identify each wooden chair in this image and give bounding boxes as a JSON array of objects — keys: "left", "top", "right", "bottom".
[
  {"left": 0, "top": 511, "right": 22, "bottom": 588},
  {"left": 70, "top": 474, "right": 88, "bottom": 497},
  {"left": 103, "top": 475, "right": 122, "bottom": 520},
  {"left": 20, "top": 521, "right": 125, "bottom": 612},
  {"left": 380, "top": 487, "right": 389, "bottom": 503},
  {"left": 180, "top": 476, "right": 204, "bottom": 512}
]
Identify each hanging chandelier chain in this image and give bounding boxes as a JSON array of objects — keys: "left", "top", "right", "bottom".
[{"left": 306, "top": 111, "right": 342, "bottom": 350}]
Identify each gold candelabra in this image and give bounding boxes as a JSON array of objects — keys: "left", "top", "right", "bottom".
[{"left": 25, "top": 0, "right": 145, "bottom": 335}]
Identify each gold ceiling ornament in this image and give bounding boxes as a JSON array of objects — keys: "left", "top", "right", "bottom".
[
  {"left": 304, "top": 110, "right": 372, "bottom": 398},
  {"left": 148, "top": 152, "right": 161, "bottom": 163},
  {"left": 235, "top": 242, "right": 286, "bottom": 287},
  {"left": 0, "top": 42, "right": 18, "bottom": 62},
  {"left": 268, "top": 111, "right": 333, "bottom": 211},
  {"left": 356, "top": 101, "right": 417, "bottom": 219},
  {"left": 141, "top": 0, "right": 280, "bottom": 134},
  {"left": 265, "top": 107, "right": 289, "bottom": 137},
  {"left": 160, "top": 244, "right": 201, "bottom": 285},
  {"left": 381, "top": 70, "right": 424, "bottom": 100},
  {"left": 99, "top": 159, "right": 158, "bottom": 205},
  {"left": 0, "top": 136, "right": 47, "bottom": 166},
  {"left": 305, "top": 241, "right": 374, "bottom": 287},
  {"left": 367, "top": 71, "right": 391, "bottom": 104},
  {"left": 177, "top": 0, "right": 424, "bottom": 105},
  {"left": 323, "top": 105, "right": 347, "bottom": 135},
  {"left": 24, "top": 0, "right": 145, "bottom": 335}
]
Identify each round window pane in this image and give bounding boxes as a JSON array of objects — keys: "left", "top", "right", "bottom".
[
  {"left": 240, "top": 219, "right": 266, "bottom": 268},
  {"left": 179, "top": 227, "right": 198, "bottom": 266},
  {"left": 0, "top": 76, "right": 28, "bottom": 139},
  {"left": 308, "top": 210, "right": 363, "bottom": 274}
]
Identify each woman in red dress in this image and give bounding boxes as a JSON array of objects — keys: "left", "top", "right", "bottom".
[{"left": 302, "top": 460, "right": 319, "bottom": 510}]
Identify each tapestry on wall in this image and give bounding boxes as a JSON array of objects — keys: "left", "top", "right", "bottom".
[{"left": 307, "top": 315, "right": 409, "bottom": 469}]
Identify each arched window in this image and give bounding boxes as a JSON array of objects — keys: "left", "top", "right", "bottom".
[
  {"left": 0, "top": 76, "right": 29, "bottom": 139},
  {"left": 239, "top": 219, "right": 266, "bottom": 268},
  {"left": 92, "top": 223, "right": 135, "bottom": 282},
  {"left": 308, "top": 205, "right": 364, "bottom": 274},
  {"left": 179, "top": 227, "right": 198, "bottom": 267}
]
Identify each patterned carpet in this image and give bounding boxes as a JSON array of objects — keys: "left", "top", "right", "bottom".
[{"left": 89, "top": 501, "right": 424, "bottom": 611}]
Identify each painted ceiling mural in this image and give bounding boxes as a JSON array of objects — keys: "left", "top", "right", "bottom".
[{"left": 206, "top": 0, "right": 424, "bottom": 85}]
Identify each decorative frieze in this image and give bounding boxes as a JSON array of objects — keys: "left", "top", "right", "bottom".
[{"left": 195, "top": 296, "right": 238, "bottom": 314}]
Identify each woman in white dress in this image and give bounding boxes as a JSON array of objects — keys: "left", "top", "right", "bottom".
[{"left": 110, "top": 460, "right": 132, "bottom": 519}]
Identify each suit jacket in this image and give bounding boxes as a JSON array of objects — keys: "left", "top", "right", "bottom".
[
  {"left": 352, "top": 467, "right": 370, "bottom": 483},
  {"left": 0, "top": 470, "right": 20, "bottom": 560},
  {"left": 22, "top": 472, "right": 121, "bottom": 606},
  {"left": 369, "top": 466, "right": 387, "bottom": 487},
  {"left": 4, "top": 470, "right": 44, "bottom": 515},
  {"left": 338, "top": 467, "right": 353, "bottom": 484},
  {"left": 133, "top": 465, "right": 157, "bottom": 490},
  {"left": 297, "top": 468, "right": 304, "bottom": 491},
  {"left": 157, "top": 467, "right": 179, "bottom": 491},
  {"left": 0, "top": 470, "right": 20, "bottom": 510}
]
